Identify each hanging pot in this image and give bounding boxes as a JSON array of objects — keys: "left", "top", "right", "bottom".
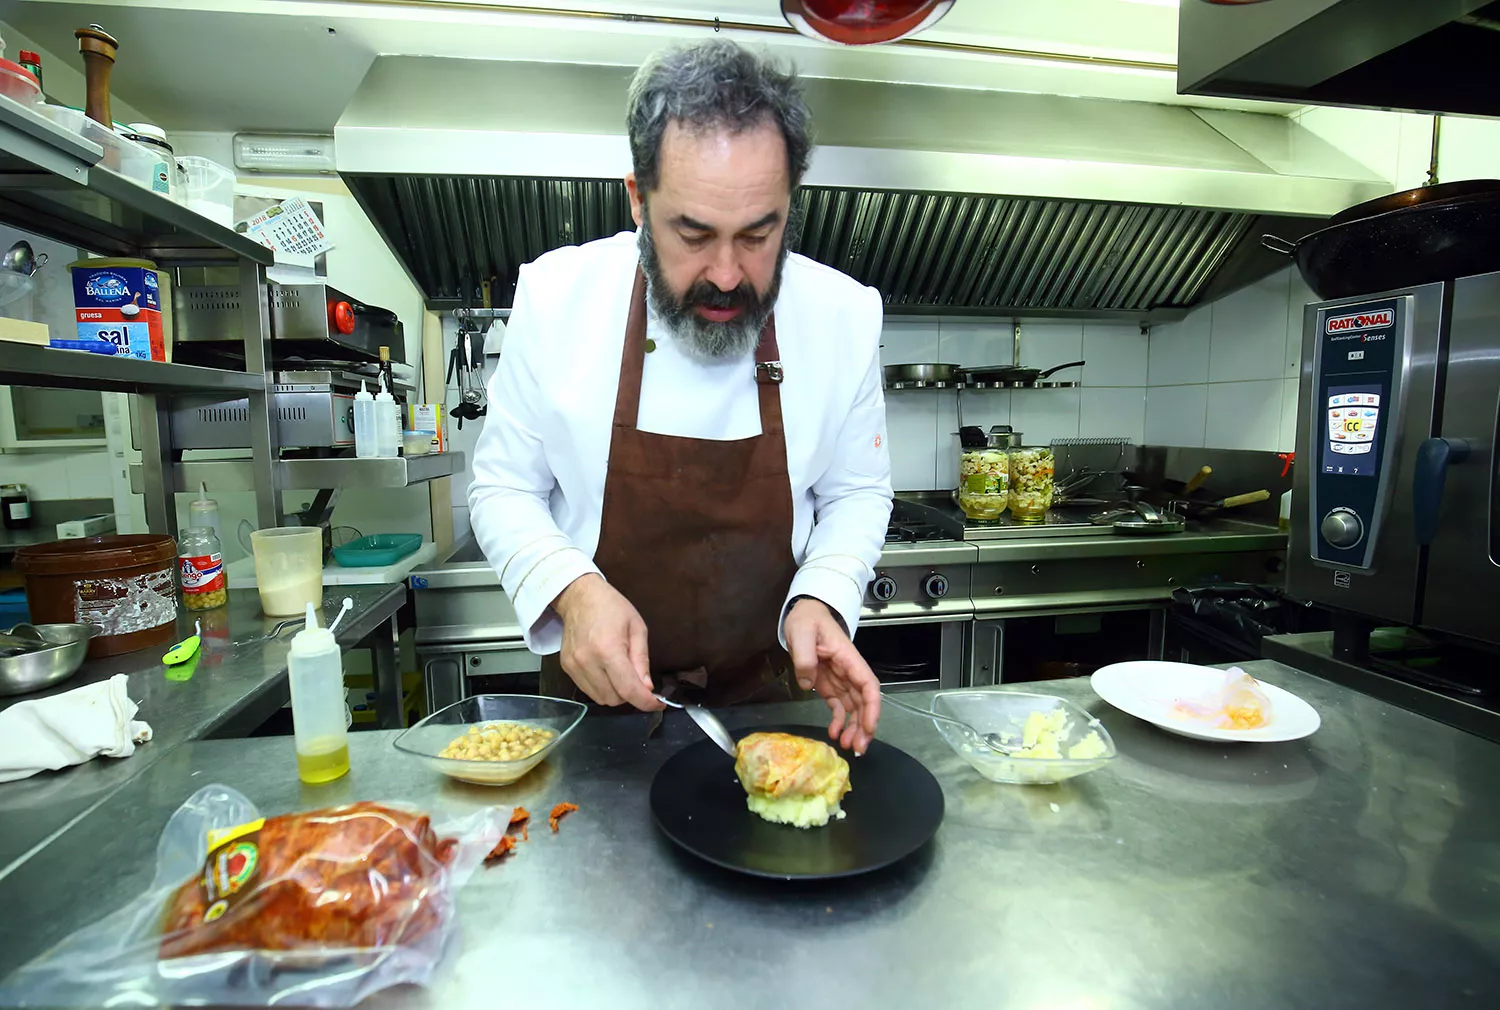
[
  {"left": 781, "top": 1, "right": 955, "bottom": 46},
  {"left": 1263, "top": 180, "right": 1500, "bottom": 299}
]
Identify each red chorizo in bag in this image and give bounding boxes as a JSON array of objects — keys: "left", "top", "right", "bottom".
[{"left": 159, "top": 802, "right": 459, "bottom": 957}]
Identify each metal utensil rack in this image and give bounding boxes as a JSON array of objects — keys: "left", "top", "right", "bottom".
[
  {"left": 0, "top": 93, "right": 281, "bottom": 535},
  {"left": 0, "top": 94, "right": 464, "bottom": 536}
]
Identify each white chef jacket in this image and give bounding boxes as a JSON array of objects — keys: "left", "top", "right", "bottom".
[{"left": 468, "top": 230, "right": 893, "bottom": 656}]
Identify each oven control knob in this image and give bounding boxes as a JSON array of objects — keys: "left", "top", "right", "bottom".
[
  {"left": 923, "top": 573, "right": 949, "bottom": 600},
  {"left": 871, "top": 573, "right": 898, "bottom": 602},
  {"left": 1321, "top": 508, "right": 1364, "bottom": 548}
]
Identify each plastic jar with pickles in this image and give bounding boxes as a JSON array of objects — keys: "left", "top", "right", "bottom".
[{"left": 1008, "top": 445, "right": 1055, "bottom": 522}]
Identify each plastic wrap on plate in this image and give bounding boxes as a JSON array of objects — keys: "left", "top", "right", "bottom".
[
  {"left": 0, "top": 785, "right": 509, "bottom": 1007},
  {"left": 1171, "top": 667, "right": 1274, "bottom": 730}
]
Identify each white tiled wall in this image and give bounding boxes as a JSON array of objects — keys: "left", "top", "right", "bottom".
[
  {"left": 1144, "top": 266, "right": 1309, "bottom": 454},
  {"left": 880, "top": 317, "right": 1149, "bottom": 491}
]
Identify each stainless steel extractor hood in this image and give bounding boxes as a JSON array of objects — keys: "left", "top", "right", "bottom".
[
  {"left": 1179, "top": 0, "right": 1500, "bottom": 118},
  {"left": 336, "top": 57, "right": 1389, "bottom": 319}
]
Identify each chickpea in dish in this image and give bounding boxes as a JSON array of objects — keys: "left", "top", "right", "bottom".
[{"left": 439, "top": 722, "right": 556, "bottom": 762}]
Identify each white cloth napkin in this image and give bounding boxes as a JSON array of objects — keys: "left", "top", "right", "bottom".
[{"left": 0, "top": 674, "right": 153, "bottom": 783}]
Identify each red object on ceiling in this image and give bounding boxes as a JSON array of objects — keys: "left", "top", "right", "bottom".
[{"left": 781, "top": 0, "right": 956, "bottom": 46}]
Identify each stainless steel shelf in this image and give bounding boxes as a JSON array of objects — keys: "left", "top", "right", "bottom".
[
  {"left": 0, "top": 343, "right": 265, "bottom": 394},
  {"left": 0, "top": 94, "right": 273, "bottom": 266},
  {"left": 128, "top": 452, "right": 468, "bottom": 492}
]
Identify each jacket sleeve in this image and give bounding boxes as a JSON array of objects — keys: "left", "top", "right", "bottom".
[
  {"left": 779, "top": 285, "right": 894, "bottom": 644},
  {"left": 467, "top": 267, "right": 600, "bottom": 654}
]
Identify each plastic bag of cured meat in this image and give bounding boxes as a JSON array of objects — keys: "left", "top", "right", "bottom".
[{"left": 0, "top": 784, "right": 509, "bottom": 1007}]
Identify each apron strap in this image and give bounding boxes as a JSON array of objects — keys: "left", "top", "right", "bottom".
[{"left": 615, "top": 266, "right": 785, "bottom": 438}]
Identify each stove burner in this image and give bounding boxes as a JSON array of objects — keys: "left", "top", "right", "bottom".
[{"left": 885, "top": 519, "right": 949, "bottom": 544}]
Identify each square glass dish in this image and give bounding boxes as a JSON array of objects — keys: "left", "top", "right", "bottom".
[
  {"left": 393, "top": 694, "right": 586, "bottom": 786},
  {"left": 931, "top": 690, "right": 1116, "bottom": 785}
]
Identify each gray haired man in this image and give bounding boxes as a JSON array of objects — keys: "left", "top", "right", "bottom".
[{"left": 469, "top": 39, "right": 892, "bottom": 753}]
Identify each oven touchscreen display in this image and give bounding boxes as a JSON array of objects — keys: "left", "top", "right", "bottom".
[{"left": 1322, "top": 385, "right": 1382, "bottom": 477}]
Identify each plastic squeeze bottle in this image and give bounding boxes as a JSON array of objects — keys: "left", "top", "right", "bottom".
[
  {"left": 375, "top": 375, "right": 401, "bottom": 458},
  {"left": 288, "top": 602, "right": 350, "bottom": 784},
  {"left": 354, "top": 379, "right": 378, "bottom": 458}
]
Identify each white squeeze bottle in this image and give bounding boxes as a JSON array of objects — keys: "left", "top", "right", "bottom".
[
  {"left": 354, "top": 380, "right": 378, "bottom": 458},
  {"left": 288, "top": 602, "right": 350, "bottom": 784},
  {"left": 375, "top": 375, "right": 400, "bottom": 458}
]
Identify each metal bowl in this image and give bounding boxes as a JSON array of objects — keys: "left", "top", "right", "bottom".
[{"left": 0, "top": 623, "right": 96, "bottom": 697}]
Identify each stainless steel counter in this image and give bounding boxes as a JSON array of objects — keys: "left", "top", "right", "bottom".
[
  {"left": 4, "top": 660, "right": 1497, "bottom": 1007},
  {"left": 1264, "top": 631, "right": 1500, "bottom": 745},
  {"left": 0, "top": 584, "right": 403, "bottom": 882}
]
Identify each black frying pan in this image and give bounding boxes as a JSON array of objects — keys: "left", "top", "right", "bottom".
[
  {"left": 1264, "top": 180, "right": 1500, "bottom": 299},
  {"left": 960, "top": 360, "right": 1085, "bottom": 385}
]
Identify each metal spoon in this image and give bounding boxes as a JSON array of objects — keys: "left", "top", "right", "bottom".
[
  {"left": 1, "top": 241, "right": 45, "bottom": 277},
  {"left": 233, "top": 616, "right": 305, "bottom": 646},
  {"left": 654, "top": 693, "right": 738, "bottom": 758},
  {"left": 881, "top": 692, "right": 1024, "bottom": 756}
]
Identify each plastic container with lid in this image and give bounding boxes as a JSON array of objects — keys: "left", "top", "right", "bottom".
[
  {"left": 117, "top": 123, "right": 174, "bottom": 197},
  {"left": 958, "top": 425, "right": 1018, "bottom": 520},
  {"left": 178, "top": 526, "right": 226, "bottom": 612},
  {"left": 1008, "top": 444, "right": 1055, "bottom": 523},
  {"left": 178, "top": 155, "right": 235, "bottom": 227},
  {"left": 13, "top": 534, "right": 179, "bottom": 657},
  {"left": 288, "top": 602, "right": 350, "bottom": 784},
  {"left": 0, "top": 58, "right": 40, "bottom": 106}
]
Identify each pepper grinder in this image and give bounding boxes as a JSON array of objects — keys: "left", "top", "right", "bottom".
[{"left": 74, "top": 24, "right": 118, "bottom": 128}]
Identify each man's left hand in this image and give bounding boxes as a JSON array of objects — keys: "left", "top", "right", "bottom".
[{"left": 784, "top": 598, "right": 881, "bottom": 755}]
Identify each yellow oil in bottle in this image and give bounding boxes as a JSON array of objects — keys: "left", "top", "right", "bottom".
[{"left": 296, "top": 737, "right": 350, "bottom": 784}]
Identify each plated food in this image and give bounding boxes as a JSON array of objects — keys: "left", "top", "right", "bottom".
[
  {"left": 1091, "top": 661, "right": 1320, "bottom": 743},
  {"left": 733, "top": 731, "right": 851, "bottom": 828}
]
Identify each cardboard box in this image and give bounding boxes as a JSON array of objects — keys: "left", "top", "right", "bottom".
[
  {"left": 406, "top": 403, "right": 448, "bottom": 453},
  {"left": 0, "top": 317, "right": 49, "bottom": 346}
]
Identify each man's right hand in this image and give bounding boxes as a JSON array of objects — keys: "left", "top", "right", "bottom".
[{"left": 551, "top": 574, "right": 662, "bottom": 711}]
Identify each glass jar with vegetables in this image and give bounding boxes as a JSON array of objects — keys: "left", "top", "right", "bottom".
[
  {"left": 958, "top": 425, "right": 1019, "bottom": 519},
  {"left": 1008, "top": 444, "right": 1055, "bottom": 522}
]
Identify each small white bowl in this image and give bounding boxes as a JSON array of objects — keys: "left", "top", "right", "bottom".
[{"left": 930, "top": 690, "right": 1116, "bottom": 785}]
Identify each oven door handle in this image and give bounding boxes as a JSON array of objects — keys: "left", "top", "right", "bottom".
[{"left": 1414, "top": 437, "right": 1471, "bottom": 546}]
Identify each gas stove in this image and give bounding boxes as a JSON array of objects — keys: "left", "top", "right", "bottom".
[
  {"left": 885, "top": 517, "right": 953, "bottom": 544},
  {"left": 893, "top": 492, "right": 1112, "bottom": 540}
]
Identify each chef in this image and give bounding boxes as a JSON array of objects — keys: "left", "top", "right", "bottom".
[{"left": 469, "top": 39, "right": 891, "bottom": 753}]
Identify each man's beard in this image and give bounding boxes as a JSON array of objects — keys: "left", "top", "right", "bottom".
[{"left": 637, "top": 213, "right": 788, "bottom": 361}]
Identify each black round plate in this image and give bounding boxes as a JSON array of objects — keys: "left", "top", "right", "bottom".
[{"left": 649, "top": 724, "right": 944, "bottom": 880}]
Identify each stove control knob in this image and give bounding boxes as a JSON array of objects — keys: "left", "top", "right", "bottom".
[
  {"left": 871, "top": 573, "right": 898, "bottom": 602},
  {"left": 923, "top": 572, "right": 949, "bottom": 600},
  {"left": 1321, "top": 508, "right": 1364, "bottom": 548}
]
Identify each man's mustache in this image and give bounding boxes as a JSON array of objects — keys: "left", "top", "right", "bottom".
[{"left": 683, "top": 280, "right": 760, "bottom": 313}]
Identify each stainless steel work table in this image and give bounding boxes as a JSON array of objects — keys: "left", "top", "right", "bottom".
[
  {"left": 3, "top": 660, "right": 1497, "bottom": 1008},
  {"left": 0, "top": 584, "right": 404, "bottom": 881}
]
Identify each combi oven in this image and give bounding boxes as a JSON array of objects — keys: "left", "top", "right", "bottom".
[{"left": 1288, "top": 270, "right": 1500, "bottom": 654}]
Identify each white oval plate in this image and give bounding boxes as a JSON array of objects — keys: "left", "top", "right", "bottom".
[{"left": 1090, "top": 661, "right": 1320, "bottom": 743}]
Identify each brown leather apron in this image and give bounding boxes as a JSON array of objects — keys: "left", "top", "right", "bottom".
[{"left": 539, "top": 268, "right": 802, "bottom": 708}]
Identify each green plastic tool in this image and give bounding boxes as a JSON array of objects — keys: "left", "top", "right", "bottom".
[{"left": 163, "top": 620, "right": 203, "bottom": 666}]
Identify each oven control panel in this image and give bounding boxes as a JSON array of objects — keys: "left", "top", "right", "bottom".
[{"left": 1309, "top": 297, "right": 1405, "bottom": 569}]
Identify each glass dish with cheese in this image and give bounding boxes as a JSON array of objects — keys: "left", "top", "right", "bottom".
[{"left": 930, "top": 690, "right": 1116, "bottom": 785}]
